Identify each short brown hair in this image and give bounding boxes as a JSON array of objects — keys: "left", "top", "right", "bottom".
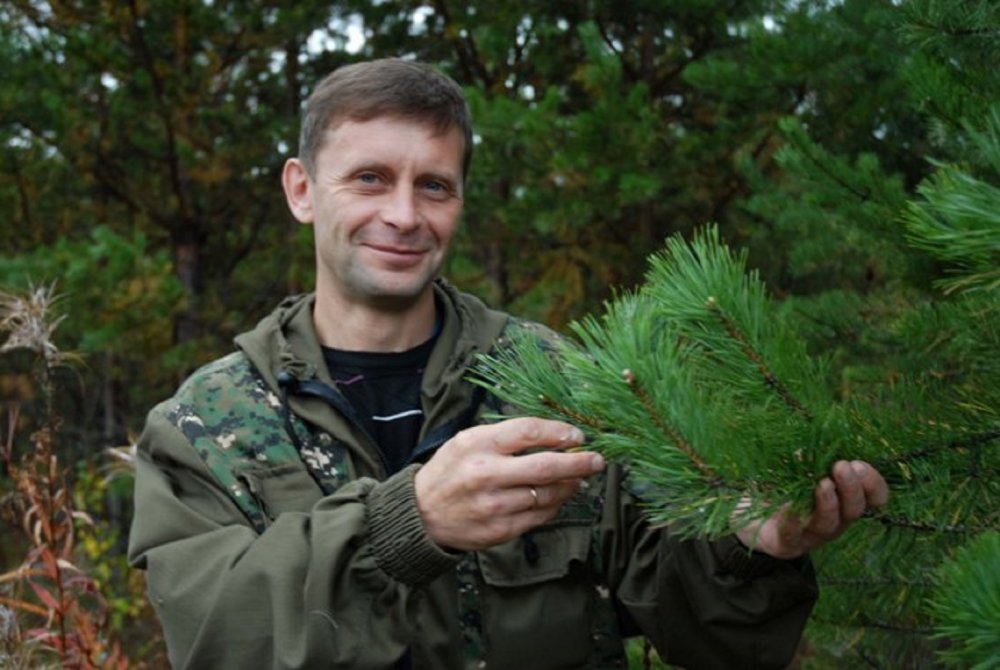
[{"left": 298, "top": 58, "right": 473, "bottom": 179}]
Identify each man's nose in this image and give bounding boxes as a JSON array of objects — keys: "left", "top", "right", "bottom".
[{"left": 381, "top": 186, "right": 420, "bottom": 231}]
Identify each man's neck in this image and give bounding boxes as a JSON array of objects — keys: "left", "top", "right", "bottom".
[{"left": 312, "top": 287, "right": 437, "bottom": 353}]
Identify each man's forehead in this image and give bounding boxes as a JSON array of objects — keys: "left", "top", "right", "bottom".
[
  {"left": 320, "top": 116, "right": 465, "bottom": 167},
  {"left": 326, "top": 114, "right": 462, "bottom": 140}
]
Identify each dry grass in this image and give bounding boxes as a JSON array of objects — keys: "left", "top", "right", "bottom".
[{"left": 0, "top": 283, "right": 128, "bottom": 669}]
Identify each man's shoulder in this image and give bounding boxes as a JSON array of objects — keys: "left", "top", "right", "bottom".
[
  {"left": 493, "top": 317, "right": 571, "bottom": 356},
  {"left": 175, "top": 351, "right": 263, "bottom": 399},
  {"left": 155, "top": 351, "right": 280, "bottom": 422},
  {"left": 498, "top": 317, "right": 562, "bottom": 340}
]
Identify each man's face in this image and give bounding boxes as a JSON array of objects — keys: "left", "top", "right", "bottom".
[{"left": 284, "top": 116, "right": 465, "bottom": 312}]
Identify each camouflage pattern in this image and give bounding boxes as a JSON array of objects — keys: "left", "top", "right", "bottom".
[
  {"left": 456, "top": 552, "right": 486, "bottom": 670},
  {"left": 165, "top": 352, "right": 350, "bottom": 532}
]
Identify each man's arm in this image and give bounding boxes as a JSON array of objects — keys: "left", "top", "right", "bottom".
[
  {"left": 128, "top": 410, "right": 454, "bottom": 670},
  {"left": 129, "top": 411, "right": 603, "bottom": 669},
  {"left": 606, "top": 460, "right": 889, "bottom": 669}
]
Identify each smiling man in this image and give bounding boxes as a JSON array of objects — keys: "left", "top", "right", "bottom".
[
  {"left": 128, "top": 58, "right": 888, "bottom": 670},
  {"left": 284, "top": 114, "right": 465, "bottom": 347}
]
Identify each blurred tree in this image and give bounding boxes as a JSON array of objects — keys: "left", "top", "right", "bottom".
[
  {"left": 720, "top": 0, "right": 1000, "bottom": 665},
  {"left": 0, "top": 1, "right": 337, "bottom": 350},
  {"left": 0, "top": 1, "right": 353, "bottom": 441}
]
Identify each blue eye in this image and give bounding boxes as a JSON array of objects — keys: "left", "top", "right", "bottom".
[{"left": 358, "top": 173, "right": 379, "bottom": 184}]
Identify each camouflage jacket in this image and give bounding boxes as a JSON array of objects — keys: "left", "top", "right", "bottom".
[{"left": 128, "top": 280, "right": 818, "bottom": 670}]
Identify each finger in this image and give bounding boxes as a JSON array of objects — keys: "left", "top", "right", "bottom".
[
  {"left": 483, "top": 417, "right": 587, "bottom": 456},
  {"left": 851, "top": 460, "right": 890, "bottom": 508},
  {"left": 774, "top": 503, "right": 806, "bottom": 548},
  {"left": 494, "top": 450, "right": 605, "bottom": 487},
  {"left": 478, "top": 483, "right": 586, "bottom": 542},
  {"left": 538, "top": 478, "right": 587, "bottom": 509},
  {"left": 804, "top": 478, "right": 841, "bottom": 538},
  {"left": 832, "top": 460, "right": 866, "bottom": 522},
  {"left": 742, "top": 504, "right": 805, "bottom": 558},
  {"left": 513, "top": 480, "right": 581, "bottom": 512}
]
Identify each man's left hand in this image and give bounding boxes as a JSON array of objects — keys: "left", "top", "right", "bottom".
[{"left": 736, "top": 460, "right": 890, "bottom": 560}]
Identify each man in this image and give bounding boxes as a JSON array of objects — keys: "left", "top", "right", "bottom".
[{"left": 128, "top": 58, "right": 888, "bottom": 669}]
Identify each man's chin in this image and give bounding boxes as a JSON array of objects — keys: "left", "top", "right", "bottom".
[{"left": 361, "top": 282, "right": 435, "bottom": 313}]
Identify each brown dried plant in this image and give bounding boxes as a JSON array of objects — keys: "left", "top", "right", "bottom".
[{"left": 0, "top": 283, "right": 128, "bottom": 669}]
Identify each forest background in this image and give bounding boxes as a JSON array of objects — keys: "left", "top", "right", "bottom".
[{"left": 0, "top": 0, "right": 996, "bottom": 668}]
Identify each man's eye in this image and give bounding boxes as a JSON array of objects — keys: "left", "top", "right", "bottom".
[
  {"left": 358, "top": 173, "right": 379, "bottom": 184},
  {"left": 424, "top": 180, "right": 455, "bottom": 197}
]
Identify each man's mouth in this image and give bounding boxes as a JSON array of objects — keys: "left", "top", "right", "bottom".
[{"left": 366, "top": 243, "right": 425, "bottom": 255}]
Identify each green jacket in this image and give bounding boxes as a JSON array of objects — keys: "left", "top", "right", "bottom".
[{"left": 128, "top": 281, "right": 818, "bottom": 670}]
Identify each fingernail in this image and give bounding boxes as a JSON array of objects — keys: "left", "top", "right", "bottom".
[
  {"left": 820, "top": 478, "right": 835, "bottom": 499},
  {"left": 565, "top": 428, "right": 585, "bottom": 444},
  {"left": 851, "top": 461, "right": 867, "bottom": 476},
  {"left": 591, "top": 453, "right": 605, "bottom": 471}
]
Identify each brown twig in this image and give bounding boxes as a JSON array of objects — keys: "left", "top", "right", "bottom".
[
  {"left": 621, "top": 368, "right": 722, "bottom": 485},
  {"left": 538, "top": 395, "right": 607, "bottom": 432},
  {"left": 863, "top": 509, "right": 990, "bottom": 535},
  {"left": 705, "top": 296, "right": 813, "bottom": 420},
  {"left": 872, "top": 427, "right": 1000, "bottom": 474}
]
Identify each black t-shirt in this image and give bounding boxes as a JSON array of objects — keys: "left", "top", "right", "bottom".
[{"left": 321, "top": 334, "right": 437, "bottom": 475}]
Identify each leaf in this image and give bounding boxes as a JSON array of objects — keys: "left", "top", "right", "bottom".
[
  {"left": 0, "top": 593, "right": 50, "bottom": 618},
  {"left": 27, "top": 579, "right": 62, "bottom": 613}
]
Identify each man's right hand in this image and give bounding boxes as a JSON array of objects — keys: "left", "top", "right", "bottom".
[{"left": 413, "top": 417, "right": 605, "bottom": 551}]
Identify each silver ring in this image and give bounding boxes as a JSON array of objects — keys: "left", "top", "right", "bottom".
[{"left": 529, "top": 486, "right": 539, "bottom": 508}]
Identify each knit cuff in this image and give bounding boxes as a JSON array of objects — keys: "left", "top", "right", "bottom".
[{"left": 367, "top": 464, "right": 461, "bottom": 587}]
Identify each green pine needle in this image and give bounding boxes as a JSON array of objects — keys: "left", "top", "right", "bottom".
[{"left": 929, "top": 532, "right": 1000, "bottom": 668}]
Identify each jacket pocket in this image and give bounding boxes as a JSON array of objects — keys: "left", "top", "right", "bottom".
[
  {"left": 235, "top": 462, "right": 323, "bottom": 523},
  {"left": 478, "top": 522, "right": 595, "bottom": 669}
]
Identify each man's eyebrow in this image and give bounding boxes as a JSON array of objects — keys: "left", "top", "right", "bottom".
[{"left": 343, "top": 160, "right": 390, "bottom": 175}]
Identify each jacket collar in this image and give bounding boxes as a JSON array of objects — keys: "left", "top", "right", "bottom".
[
  {"left": 234, "top": 279, "right": 507, "bottom": 390},
  {"left": 233, "top": 280, "right": 509, "bottom": 472}
]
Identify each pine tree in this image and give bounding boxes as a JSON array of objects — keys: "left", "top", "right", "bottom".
[{"left": 475, "top": 2, "right": 999, "bottom": 666}]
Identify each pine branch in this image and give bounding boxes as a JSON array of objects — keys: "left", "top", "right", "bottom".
[
  {"left": 856, "top": 617, "right": 935, "bottom": 637},
  {"left": 822, "top": 576, "right": 933, "bottom": 589},
  {"left": 864, "top": 510, "right": 994, "bottom": 535},
  {"left": 871, "top": 427, "right": 1000, "bottom": 473},
  {"left": 474, "top": 216, "right": 1000, "bottom": 667},
  {"left": 704, "top": 295, "right": 813, "bottom": 421}
]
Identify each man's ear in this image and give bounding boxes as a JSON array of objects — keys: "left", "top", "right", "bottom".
[{"left": 282, "top": 158, "right": 314, "bottom": 224}]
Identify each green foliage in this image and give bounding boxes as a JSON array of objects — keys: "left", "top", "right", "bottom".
[
  {"left": 476, "top": 224, "right": 998, "bottom": 665},
  {"left": 929, "top": 532, "right": 1000, "bottom": 669},
  {"left": 475, "top": 3, "right": 1000, "bottom": 665},
  {"left": 476, "top": 224, "right": 996, "bottom": 527},
  {"left": 904, "top": 112, "right": 1000, "bottom": 294},
  {"left": 72, "top": 462, "right": 147, "bottom": 635},
  {"left": 0, "top": 226, "right": 182, "bottom": 354}
]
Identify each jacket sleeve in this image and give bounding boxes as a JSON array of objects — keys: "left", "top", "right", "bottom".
[
  {"left": 127, "top": 409, "right": 458, "bottom": 670},
  {"left": 601, "top": 466, "right": 819, "bottom": 669}
]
